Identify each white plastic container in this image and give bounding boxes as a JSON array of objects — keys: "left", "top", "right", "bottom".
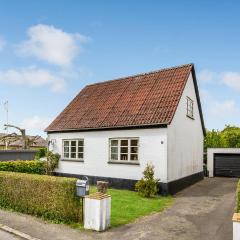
[
  {"left": 84, "top": 192, "right": 111, "bottom": 231},
  {"left": 233, "top": 213, "right": 240, "bottom": 240}
]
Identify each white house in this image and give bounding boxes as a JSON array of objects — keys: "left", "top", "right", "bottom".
[{"left": 46, "top": 64, "right": 205, "bottom": 194}]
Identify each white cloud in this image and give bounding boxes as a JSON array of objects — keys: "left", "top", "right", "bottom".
[
  {"left": 0, "top": 67, "right": 65, "bottom": 92},
  {"left": 198, "top": 70, "right": 218, "bottom": 84},
  {"left": 200, "top": 88, "right": 240, "bottom": 130},
  {"left": 0, "top": 36, "right": 6, "bottom": 51},
  {"left": 211, "top": 99, "right": 240, "bottom": 118},
  {"left": 198, "top": 69, "right": 240, "bottom": 93},
  {"left": 21, "top": 116, "right": 52, "bottom": 133},
  {"left": 221, "top": 72, "right": 240, "bottom": 92},
  {"left": 17, "top": 24, "right": 89, "bottom": 67}
]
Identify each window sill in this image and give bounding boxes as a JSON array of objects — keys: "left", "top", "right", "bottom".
[
  {"left": 108, "top": 161, "right": 140, "bottom": 165},
  {"left": 186, "top": 115, "right": 194, "bottom": 120},
  {"left": 61, "top": 159, "right": 84, "bottom": 162}
]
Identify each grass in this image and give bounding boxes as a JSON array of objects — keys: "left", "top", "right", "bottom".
[{"left": 91, "top": 187, "right": 174, "bottom": 227}]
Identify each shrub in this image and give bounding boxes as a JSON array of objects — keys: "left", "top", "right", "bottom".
[
  {"left": 0, "top": 160, "right": 45, "bottom": 174},
  {"left": 44, "top": 151, "right": 60, "bottom": 175},
  {"left": 135, "top": 163, "right": 159, "bottom": 198},
  {"left": 0, "top": 171, "right": 82, "bottom": 223},
  {"left": 35, "top": 148, "right": 47, "bottom": 160},
  {"left": 236, "top": 180, "right": 240, "bottom": 213}
]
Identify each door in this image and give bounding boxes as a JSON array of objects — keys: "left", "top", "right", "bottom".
[{"left": 214, "top": 153, "right": 240, "bottom": 177}]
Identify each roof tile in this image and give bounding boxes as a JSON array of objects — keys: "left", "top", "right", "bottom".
[{"left": 46, "top": 64, "right": 193, "bottom": 131}]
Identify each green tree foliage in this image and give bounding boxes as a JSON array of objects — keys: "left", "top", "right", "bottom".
[
  {"left": 204, "top": 125, "right": 240, "bottom": 150},
  {"left": 222, "top": 125, "right": 240, "bottom": 148},
  {"left": 35, "top": 148, "right": 47, "bottom": 160}
]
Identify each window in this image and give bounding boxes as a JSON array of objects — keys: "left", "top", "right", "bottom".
[
  {"left": 63, "top": 139, "right": 84, "bottom": 160},
  {"left": 110, "top": 138, "right": 139, "bottom": 162},
  {"left": 187, "top": 97, "right": 194, "bottom": 118}
]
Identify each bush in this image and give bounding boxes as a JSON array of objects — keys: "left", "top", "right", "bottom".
[
  {"left": 135, "top": 163, "right": 159, "bottom": 198},
  {"left": 45, "top": 151, "right": 60, "bottom": 175},
  {"left": 35, "top": 148, "right": 47, "bottom": 160},
  {"left": 0, "top": 171, "right": 82, "bottom": 223},
  {"left": 236, "top": 181, "right": 240, "bottom": 213},
  {"left": 0, "top": 160, "right": 45, "bottom": 174}
]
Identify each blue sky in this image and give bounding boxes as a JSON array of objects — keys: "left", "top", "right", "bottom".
[{"left": 0, "top": 0, "right": 239, "bottom": 137}]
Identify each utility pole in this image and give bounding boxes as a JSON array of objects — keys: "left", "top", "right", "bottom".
[{"left": 4, "top": 101, "right": 9, "bottom": 150}]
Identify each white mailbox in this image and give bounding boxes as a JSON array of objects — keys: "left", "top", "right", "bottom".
[{"left": 84, "top": 192, "right": 111, "bottom": 231}]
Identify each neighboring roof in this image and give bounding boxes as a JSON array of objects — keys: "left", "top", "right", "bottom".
[
  {"left": 46, "top": 63, "right": 205, "bottom": 134},
  {"left": 0, "top": 133, "right": 47, "bottom": 148}
]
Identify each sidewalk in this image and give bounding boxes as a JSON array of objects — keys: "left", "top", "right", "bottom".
[{"left": 0, "top": 209, "right": 97, "bottom": 240}]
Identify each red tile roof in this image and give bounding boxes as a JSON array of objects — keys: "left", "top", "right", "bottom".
[{"left": 46, "top": 64, "right": 203, "bottom": 132}]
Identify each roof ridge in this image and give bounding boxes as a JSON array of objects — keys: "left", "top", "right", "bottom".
[{"left": 86, "top": 63, "right": 193, "bottom": 87}]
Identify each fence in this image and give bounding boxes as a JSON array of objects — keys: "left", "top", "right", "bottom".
[{"left": 0, "top": 150, "right": 37, "bottom": 161}]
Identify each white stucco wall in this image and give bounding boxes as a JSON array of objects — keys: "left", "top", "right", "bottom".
[
  {"left": 207, "top": 148, "right": 240, "bottom": 177},
  {"left": 48, "top": 128, "right": 168, "bottom": 182},
  {"left": 167, "top": 73, "right": 204, "bottom": 182}
]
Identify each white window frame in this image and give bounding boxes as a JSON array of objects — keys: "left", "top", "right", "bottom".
[
  {"left": 109, "top": 138, "right": 139, "bottom": 162},
  {"left": 186, "top": 97, "right": 194, "bottom": 119},
  {"left": 62, "top": 139, "right": 84, "bottom": 161}
]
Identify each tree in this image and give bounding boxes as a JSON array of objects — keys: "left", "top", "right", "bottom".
[
  {"left": 2, "top": 124, "right": 41, "bottom": 150},
  {"left": 221, "top": 125, "right": 240, "bottom": 148},
  {"left": 204, "top": 125, "right": 240, "bottom": 150},
  {"left": 204, "top": 129, "right": 223, "bottom": 151}
]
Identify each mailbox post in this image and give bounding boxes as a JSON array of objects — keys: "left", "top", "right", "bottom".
[{"left": 76, "top": 176, "right": 90, "bottom": 223}]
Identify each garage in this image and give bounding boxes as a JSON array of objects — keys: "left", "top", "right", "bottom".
[
  {"left": 207, "top": 148, "right": 240, "bottom": 177},
  {"left": 214, "top": 153, "right": 240, "bottom": 177}
]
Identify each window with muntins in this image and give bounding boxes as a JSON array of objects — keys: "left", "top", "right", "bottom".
[
  {"left": 110, "top": 138, "right": 139, "bottom": 162},
  {"left": 63, "top": 139, "right": 84, "bottom": 160},
  {"left": 187, "top": 97, "right": 194, "bottom": 118}
]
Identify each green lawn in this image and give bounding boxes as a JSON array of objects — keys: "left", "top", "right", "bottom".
[{"left": 91, "top": 187, "right": 174, "bottom": 227}]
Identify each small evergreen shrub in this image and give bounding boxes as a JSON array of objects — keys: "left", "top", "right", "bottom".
[
  {"left": 0, "top": 171, "right": 82, "bottom": 223},
  {"left": 135, "top": 163, "right": 159, "bottom": 198},
  {"left": 0, "top": 160, "right": 45, "bottom": 174},
  {"left": 44, "top": 151, "right": 60, "bottom": 175}
]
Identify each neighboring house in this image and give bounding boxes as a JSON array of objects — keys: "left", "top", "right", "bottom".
[
  {"left": 46, "top": 64, "right": 205, "bottom": 194},
  {"left": 0, "top": 133, "right": 47, "bottom": 150}
]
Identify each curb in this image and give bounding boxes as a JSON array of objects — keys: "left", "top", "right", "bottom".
[{"left": 0, "top": 224, "right": 41, "bottom": 240}]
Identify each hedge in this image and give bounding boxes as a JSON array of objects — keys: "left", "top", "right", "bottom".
[
  {"left": 0, "top": 171, "right": 82, "bottom": 223},
  {"left": 0, "top": 160, "right": 45, "bottom": 174},
  {"left": 237, "top": 180, "right": 240, "bottom": 213}
]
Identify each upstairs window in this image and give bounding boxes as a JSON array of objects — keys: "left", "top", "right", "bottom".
[
  {"left": 187, "top": 97, "right": 194, "bottom": 118},
  {"left": 63, "top": 139, "right": 84, "bottom": 160},
  {"left": 110, "top": 138, "right": 139, "bottom": 162}
]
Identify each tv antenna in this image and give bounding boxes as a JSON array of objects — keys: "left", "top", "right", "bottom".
[{"left": 3, "top": 101, "right": 9, "bottom": 149}]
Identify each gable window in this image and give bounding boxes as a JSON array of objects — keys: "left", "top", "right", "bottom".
[
  {"left": 110, "top": 138, "right": 139, "bottom": 162},
  {"left": 186, "top": 97, "right": 194, "bottom": 119},
  {"left": 63, "top": 139, "right": 84, "bottom": 161}
]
